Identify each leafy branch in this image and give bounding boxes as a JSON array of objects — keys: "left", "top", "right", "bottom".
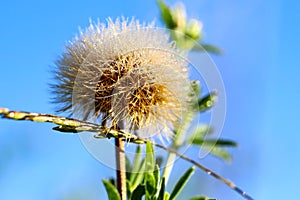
[{"left": 0, "top": 107, "right": 253, "bottom": 200}]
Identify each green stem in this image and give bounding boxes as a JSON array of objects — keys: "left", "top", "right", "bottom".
[
  {"left": 162, "top": 151, "right": 177, "bottom": 184},
  {"left": 162, "top": 112, "right": 193, "bottom": 185}
]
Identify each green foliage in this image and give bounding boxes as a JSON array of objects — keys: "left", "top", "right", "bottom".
[
  {"left": 193, "top": 44, "right": 222, "bottom": 55},
  {"left": 145, "top": 142, "right": 155, "bottom": 172},
  {"left": 131, "top": 185, "right": 145, "bottom": 200},
  {"left": 197, "top": 91, "right": 218, "bottom": 112},
  {"left": 190, "top": 197, "right": 216, "bottom": 200},
  {"left": 129, "top": 147, "right": 146, "bottom": 191},
  {"left": 188, "top": 125, "right": 213, "bottom": 139},
  {"left": 104, "top": 142, "right": 209, "bottom": 200},
  {"left": 157, "top": 178, "right": 165, "bottom": 200},
  {"left": 208, "top": 147, "right": 233, "bottom": 162},
  {"left": 145, "top": 173, "right": 156, "bottom": 198},
  {"left": 190, "top": 138, "right": 237, "bottom": 147},
  {"left": 157, "top": 0, "right": 221, "bottom": 54},
  {"left": 157, "top": 0, "right": 176, "bottom": 29},
  {"left": 102, "top": 180, "right": 121, "bottom": 200},
  {"left": 187, "top": 122, "right": 237, "bottom": 162},
  {"left": 169, "top": 167, "right": 195, "bottom": 200}
]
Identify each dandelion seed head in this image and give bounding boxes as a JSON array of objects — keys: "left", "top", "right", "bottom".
[{"left": 52, "top": 17, "right": 193, "bottom": 139}]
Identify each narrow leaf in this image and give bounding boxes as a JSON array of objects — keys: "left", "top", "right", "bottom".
[
  {"left": 192, "top": 43, "right": 222, "bottom": 55},
  {"left": 131, "top": 159, "right": 146, "bottom": 190},
  {"left": 157, "top": 178, "right": 166, "bottom": 200},
  {"left": 164, "top": 192, "right": 170, "bottom": 200},
  {"left": 190, "top": 197, "right": 207, "bottom": 200},
  {"left": 146, "top": 141, "right": 155, "bottom": 172},
  {"left": 102, "top": 179, "right": 121, "bottom": 200},
  {"left": 145, "top": 172, "right": 156, "bottom": 197},
  {"left": 154, "top": 164, "right": 161, "bottom": 190},
  {"left": 169, "top": 167, "right": 195, "bottom": 200},
  {"left": 190, "top": 141, "right": 233, "bottom": 162},
  {"left": 190, "top": 196, "right": 216, "bottom": 200},
  {"left": 157, "top": 0, "right": 176, "bottom": 29},
  {"left": 131, "top": 185, "right": 145, "bottom": 200},
  {"left": 132, "top": 146, "right": 142, "bottom": 173},
  {"left": 127, "top": 180, "right": 132, "bottom": 199},
  {"left": 197, "top": 92, "right": 217, "bottom": 112},
  {"left": 130, "top": 146, "right": 142, "bottom": 184},
  {"left": 208, "top": 146, "right": 232, "bottom": 162},
  {"left": 187, "top": 125, "right": 213, "bottom": 143},
  {"left": 201, "top": 44, "right": 222, "bottom": 54},
  {"left": 191, "top": 139, "right": 238, "bottom": 147}
]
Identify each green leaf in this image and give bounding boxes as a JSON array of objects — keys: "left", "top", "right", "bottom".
[
  {"left": 185, "top": 28, "right": 201, "bottom": 41},
  {"left": 190, "top": 196, "right": 216, "bottom": 200},
  {"left": 107, "top": 177, "right": 116, "bottom": 187},
  {"left": 187, "top": 125, "right": 213, "bottom": 143},
  {"left": 153, "top": 164, "right": 161, "bottom": 190},
  {"left": 164, "top": 192, "right": 170, "bottom": 200},
  {"left": 173, "top": 36, "right": 195, "bottom": 50},
  {"left": 145, "top": 173, "right": 156, "bottom": 197},
  {"left": 146, "top": 141, "right": 155, "bottom": 172},
  {"left": 157, "top": 0, "right": 176, "bottom": 29},
  {"left": 130, "top": 146, "right": 142, "bottom": 184},
  {"left": 131, "top": 159, "right": 146, "bottom": 191},
  {"left": 189, "top": 134, "right": 235, "bottom": 162},
  {"left": 192, "top": 43, "right": 222, "bottom": 54},
  {"left": 131, "top": 185, "right": 145, "bottom": 200},
  {"left": 102, "top": 179, "right": 121, "bottom": 200},
  {"left": 157, "top": 178, "right": 166, "bottom": 200},
  {"left": 127, "top": 180, "right": 132, "bottom": 199},
  {"left": 191, "top": 139, "right": 238, "bottom": 147},
  {"left": 208, "top": 146, "right": 232, "bottom": 162},
  {"left": 132, "top": 146, "right": 142, "bottom": 172},
  {"left": 169, "top": 167, "right": 195, "bottom": 200},
  {"left": 201, "top": 44, "right": 222, "bottom": 54},
  {"left": 197, "top": 92, "right": 217, "bottom": 112},
  {"left": 190, "top": 197, "right": 207, "bottom": 200}
]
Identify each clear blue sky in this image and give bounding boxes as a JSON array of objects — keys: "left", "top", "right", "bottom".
[{"left": 0, "top": 0, "right": 299, "bottom": 199}]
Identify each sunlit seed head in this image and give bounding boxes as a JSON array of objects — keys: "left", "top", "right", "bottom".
[{"left": 51, "top": 17, "right": 192, "bottom": 138}]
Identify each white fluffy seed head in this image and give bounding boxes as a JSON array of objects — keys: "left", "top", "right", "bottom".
[{"left": 51, "top": 18, "right": 193, "bottom": 139}]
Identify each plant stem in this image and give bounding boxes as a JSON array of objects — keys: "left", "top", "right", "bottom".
[
  {"left": 115, "top": 138, "right": 126, "bottom": 200},
  {"left": 162, "top": 150, "right": 176, "bottom": 184},
  {"left": 162, "top": 112, "right": 193, "bottom": 184},
  {"left": 115, "top": 121, "right": 126, "bottom": 200}
]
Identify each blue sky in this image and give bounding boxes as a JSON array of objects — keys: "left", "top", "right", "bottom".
[{"left": 0, "top": 0, "right": 299, "bottom": 199}]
